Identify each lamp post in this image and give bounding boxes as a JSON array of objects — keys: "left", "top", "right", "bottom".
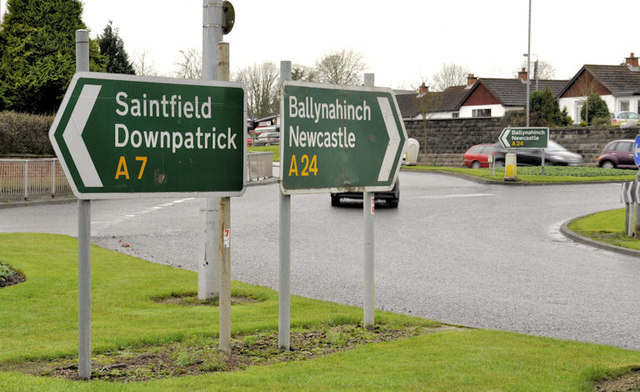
[{"left": 525, "top": 0, "right": 532, "bottom": 127}]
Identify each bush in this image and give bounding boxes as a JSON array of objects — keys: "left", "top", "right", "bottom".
[
  {"left": 0, "top": 111, "right": 55, "bottom": 155},
  {"left": 580, "top": 93, "right": 610, "bottom": 125}
]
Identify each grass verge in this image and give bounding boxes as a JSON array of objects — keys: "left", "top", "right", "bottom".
[
  {"left": 567, "top": 208, "right": 640, "bottom": 251},
  {"left": 1, "top": 232, "right": 640, "bottom": 391},
  {"left": 403, "top": 165, "right": 637, "bottom": 183}
]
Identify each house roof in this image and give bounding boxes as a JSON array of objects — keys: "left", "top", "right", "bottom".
[
  {"left": 558, "top": 64, "right": 640, "bottom": 97},
  {"left": 396, "top": 85, "right": 469, "bottom": 118},
  {"left": 460, "top": 78, "right": 569, "bottom": 108}
]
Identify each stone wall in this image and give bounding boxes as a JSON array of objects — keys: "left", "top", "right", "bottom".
[{"left": 404, "top": 118, "right": 640, "bottom": 166}]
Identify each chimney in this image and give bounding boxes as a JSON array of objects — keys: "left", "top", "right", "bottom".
[
  {"left": 625, "top": 52, "right": 639, "bottom": 68},
  {"left": 518, "top": 67, "right": 528, "bottom": 81},
  {"left": 418, "top": 82, "right": 429, "bottom": 95},
  {"left": 467, "top": 73, "right": 477, "bottom": 86}
]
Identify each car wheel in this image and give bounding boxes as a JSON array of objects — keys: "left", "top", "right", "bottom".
[
  {"left": 471, "top": 161, "right": 482, "bottom": 169},
  {"left": 331, "top": 195, "right": 340, "bottom": 207},
  {"left": 601, "top": 161, "right": 615, "bottom": 169},
  {"left": 494, "top": 159, "right": 505, "bottom": 167},
  {"left": 388, "top": 199, "right": 399, "bottom": 208}
]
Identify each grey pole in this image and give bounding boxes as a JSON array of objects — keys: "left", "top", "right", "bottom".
[
  {"left": 198, "top": 0, "right": 224, "bottom": 300},
  {"left": 279, "top": 60, "right": 292, "bottom": 351},
  {"left": 363, "top": 73, "right": 375, "bottom": 331},
  {"left": 217, "top": 42, "right": 232, "bottom": 354},
  {"left": 75, "top": 29, "right": 91, "bottom": 380},
  {"left": 526, "top": 0, "right": 531, "bottom": 128},
  {"left": 635, "top": 172, "right": 640, "bottom": 237}
]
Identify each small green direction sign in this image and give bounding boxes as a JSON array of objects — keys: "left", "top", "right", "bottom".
[
  {"left": 281, "top": 81, "right": 407, "bottom": 194},
  {"left": 499, "top": 127, "right": 549, "bottom": 149},
  {"left": 49, "top": 72, "right": 246, "bottom": 199}
]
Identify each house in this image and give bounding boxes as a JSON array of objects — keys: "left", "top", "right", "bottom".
[
  {"left": 395, "top": 83, "right": 468, "bottom": 120},
  {"left": 397, "top": 71, "right": 567, "bottom": 120},
  {"left": 456, "top": 71, "right": 567, "bottom": 118},
  {"left": 557, "top": 53, "right": 640, "bottom": 124}
]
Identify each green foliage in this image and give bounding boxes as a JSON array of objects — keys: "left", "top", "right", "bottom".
[
  {"left": 97, "top": 21, "right": 135, "bottom": 75},
  {"left": 0, "top": 111, "right": 55, "bottom": 155},
  {"left": 0, "top": 261, "right": 15, "bottom": 282},
  {"left": 529, "top": 87, "right": 570, "bottom": 126},
  {"left": 502, "top": 109, "right": 525, "bottom": 127},
  {"left": 0, "top": 0, "right": 105, "bottom": 114},
  {"left": 580, "top": 93, "right": 610, "bottom": 125}
]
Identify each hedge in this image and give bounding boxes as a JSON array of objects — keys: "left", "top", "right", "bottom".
[{"left": 0, "top": 111, "right": 55, "bottom": 155}]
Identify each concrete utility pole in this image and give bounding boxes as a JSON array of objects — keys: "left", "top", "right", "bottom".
[{"left": 198, "top": 0, "right": 224, "bottom": 300}]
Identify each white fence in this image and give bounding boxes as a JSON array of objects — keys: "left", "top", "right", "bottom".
[
  {"left": 1, "top": 153, "right": 274, "bottom": 201},
  {"left": 248, "top": 152, "right": 274, "bottom": 181},
  {"left": 0, "top": 158, "right": 72, "bottom": 201}
]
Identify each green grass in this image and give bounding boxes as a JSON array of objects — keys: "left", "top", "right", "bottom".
[
  {"left": 1, "top": 233, "right": 640, "bottom": 391},
  {"left": 567, "top": 208, "right": 640, "bottom": 250},
  {"left": 248, "top": 145, "right": 279, "bottom": 162},
  {"left": 403, "top": 165, "right": 637, "bottom": 183}
]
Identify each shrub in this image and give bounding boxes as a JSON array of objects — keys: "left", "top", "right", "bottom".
[
  {"left": 580, "top": 93, "right": 610, "bottom": 125},
  {"left": 0, "top": 111, "right": 55, "bottom": 155}
]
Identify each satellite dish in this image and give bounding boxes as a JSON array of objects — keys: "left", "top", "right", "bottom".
[{"left": 222, "top": 1, "right": 235, "bottom": 35}]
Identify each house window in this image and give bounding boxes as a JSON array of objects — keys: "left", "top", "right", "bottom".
[
  {"left": 472, "top": 108, "right": 491, "bottom": 117},
  {"left": 576, "top": 101, "right": 585, "bottom": 123},
  {"left": 452, "top": 112, "right": 459, "bottom": 118},
  {"left": 620, "top": 100, "right": 630, "bottom": 112}
]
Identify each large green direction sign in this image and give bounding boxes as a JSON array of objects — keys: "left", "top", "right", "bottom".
[
  {"left": 281, "top": 82, "right": 407, "bottom": 194},
  {"left": 499, "top": 127, "right": 549, "bottom": 149},
  {"left": 49, "top": 72, "right": 246, "bottom": 199}
]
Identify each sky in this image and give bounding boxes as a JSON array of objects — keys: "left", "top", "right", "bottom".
[{"left": 2, "top": 0, "right": 640, "bottom": 90}]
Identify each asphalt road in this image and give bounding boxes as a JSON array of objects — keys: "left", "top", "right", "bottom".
[{"left": 1, "top": 171, "right": 638, "bottom": 350}]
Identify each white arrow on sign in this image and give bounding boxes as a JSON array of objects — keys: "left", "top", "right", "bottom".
[
  {"left": 499, "top": 128, "right": 510, "bottom": 149},
  {"left": 62, "top": 84, "right": 103, "bottom": 187},
  {"left": 376, "top": 96, "right": 401, "bottom": 182}
]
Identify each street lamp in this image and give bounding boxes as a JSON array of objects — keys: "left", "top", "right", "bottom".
[{"left": 525, "top": 0, "right": 532, "bottom": 127}]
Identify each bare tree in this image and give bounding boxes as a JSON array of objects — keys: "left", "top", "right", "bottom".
[
  {"left": 234, "top": 62, "right": 280, "bottom": 118},
  {"left": 431, "top": 62, "right": 469, "bottom": 91},
  {"left": 132, "top": 51, "right": 160, "bottom": 76},
  {"left": 174, "top": 49, "right": 202, "bottom": 79},
  {"left": 314, "top": 49, "right": 367, "bottom": 86},
  {"left": 517, "top": 59, "right": 556, "bottom": 79},
  {"left": 291, "top": 63, "right": 318, "bottom": 82}
]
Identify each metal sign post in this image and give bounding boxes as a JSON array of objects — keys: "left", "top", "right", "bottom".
[
  {"left": 75, "top": 28, "right": 92, "bottom": 381},
  {"left": 363, "top": 73, "right": 375, "bottom": 331},
  {"left": 279, "top": 61, "right": 292, "bottom": 351}
]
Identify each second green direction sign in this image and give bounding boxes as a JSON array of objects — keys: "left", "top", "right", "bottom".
[
  {"left": 280, "top": 82, "right": 407, "bottom": 194},
  {"left": 499, "top": 127, "right": 549, "bottom": 149},
  {"left": 49, "top": 72, "right": 246, "bottom": 199}
]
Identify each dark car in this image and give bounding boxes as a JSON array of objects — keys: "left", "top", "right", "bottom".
[
  {"left": 463, "top": 144, "right": 501, "bottom": 168},
  {"left": 596, "top": 139, "right": 637, "bottom": 169},
  {"left": 331, "top": 180, "right": 399, "bottom": 208},
  {"left": 493, "top": 140, "right": 583, "bottom": 166}
]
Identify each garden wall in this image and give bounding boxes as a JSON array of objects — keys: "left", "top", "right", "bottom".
[{"left": 404, "top": 118, "right": 640, "bottom": 166}]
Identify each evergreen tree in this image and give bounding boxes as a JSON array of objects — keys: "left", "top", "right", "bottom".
[
  {"left": 580, "top": 93, "right": 610, "bottom": 125},
  {"left": 529, "top": 87, "right": 569, "bottom": 127},
  {"left": 0, "top": 0, "right": 105, "bottom": 114},
  {"left": 98, "top": 21, "right": 135, "bottom": 75}
]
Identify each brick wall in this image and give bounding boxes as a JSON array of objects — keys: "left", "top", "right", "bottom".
[{"left": 404, "top": 118, "right": 640, "bottom": 166}]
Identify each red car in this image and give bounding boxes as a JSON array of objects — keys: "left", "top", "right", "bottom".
[{"left": 463, "top": 144, "right": 499, "bottom": 168}]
